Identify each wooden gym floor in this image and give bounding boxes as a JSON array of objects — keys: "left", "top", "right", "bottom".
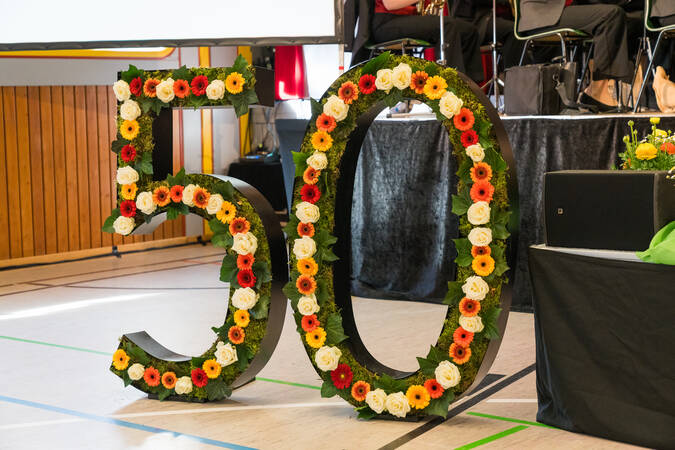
[{"left": 0, "top": 244, "right": 642, "bottom": 449}]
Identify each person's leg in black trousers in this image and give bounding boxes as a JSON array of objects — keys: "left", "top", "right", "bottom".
[{"left": 371, "top": 14, "right": 484, "bottom": 81}]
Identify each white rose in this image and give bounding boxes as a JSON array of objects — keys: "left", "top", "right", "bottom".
[
  {"left": 116, "top": 166, "right": 139, "bottom": 185},
  {"left": 293, "top": 236, "right": 317, "bottom": 259},
  {"left": 435, "top": 360, "right": 461, "bottom": 389},
  {"left": 127, "top": 363, "right": 145, "bottom": 381},
  {"left": 468, "top": 227, "right": 493, "bottom": 247},
  {"left": 214, "top": 341, "right": 238, "bottom": 367},
  {"left": 306, "top": 152, "right": 328, "bottom": 170},
  {"left": 365, "top": 388, "right": 387, "bottom": 414},
  {"left": 392, "top": 63, "right": 412, "bottom": 90},
  {"left": 156, "top": 78, "right": 175, "bottom": 103},
  {"left": 113, "top": 216, "right": 135, "bottom": 236},
  {"left": 466, "top": 144, "right": 485, "bottom": 163},
  {"left": 467, "top": 201, "right": 491, "bottom": 225},
  {"left": 439, "top": 91, "right": 463, "bottom": 119},
  {"left": 135, "top": 191, "right": 156, "bottom": 215},
  {"left": 459, "top": 315, "right": 485, "bottom": 333},
  {"left": 462, "top": 275, "right": 490, "bottom": 300},
  {"left": 232, "top": 232, "right": 258, "bottom": 255},
  {"left": 385, "top": 392, "right": 411, "bottom": 418},
  {"left": 297, "top": 295, "right": 320, "bottom": 316},
  {"left": 182, "top": 184, "right": 197, "bottom": 206},
  {"left": 206, "top": 193, "right": 224, "bottom": 215},
  {"left": 174, "top": 376, "right": 193, "bottom": 395},
  {"left": 375, "top": 68, "right": 394, "bottom": 91},
  {"left": 296, "top": 201, "right": 320, "bottom": 224},
  {"left": 231, "top": 287, "right": 259, "bottom": 310},
  {"left": 323, "top": 95, "right": 349, "bottom": 122},
  {"left": 206, "top": 79, "right": 225, "bottom": 100},
  {"left": 314, "top": 346, "right": 342, "bottom": 371},
  {"left": 119, "top": 99, "right": 141, "bottom": 121},
  {"left": 113, "top": 80, "right": 131, "bottom": 102}
]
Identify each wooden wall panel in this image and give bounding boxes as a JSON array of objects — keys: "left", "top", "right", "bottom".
[{"left": 0, "top": 85, "right": 185, "bottom": 262}]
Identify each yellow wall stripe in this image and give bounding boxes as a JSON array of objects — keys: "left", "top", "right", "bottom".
[
  {"left": 237, "top": 46, "right": 253, "bottom": 156},
  {"left": 0, "top": 48, "right": 175, "bottom": 59}
]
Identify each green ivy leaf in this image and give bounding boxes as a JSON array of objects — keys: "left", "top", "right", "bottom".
[
  {"left": 209, "top": 218, "right": 228, "bottom": 234},
  {"left": 283, "top": 280, "right": 302, "bottom": 303},
  {"left": 321, "top": 249, "right": 339, "bottom": 262},
  {"left": 361, "top": 51, "right": 391, "bottom": 76},
  {"left": 417, "top": 356, "right": 439, "bottom": 376},
  {"left": 135, "top": 152, "right": 153, "bottom": 175},
  {"left": 451, "top": 187, "right": 472, "bottom": 216},
  {"left": 111, "top": 138, "right": 130, "bottom": 154},
  {"left": 492, "top": 224, "right": 510, "bottom": 240},
  {"left": 102, "top": 208, "right": 121, "bottom": 233},
  {"left": 120, "top": 64, "right": 143, "bottom": 83},
  {"left": 250, "top": 294, "right": 270, "bottom": 319},
  {"left": 171, "top": 65, "right": 192, "bottom": 83},
  {"left": 150, "top": 100, "right": 164, "bottom": 116},
  {"left": 191, "top": 356, "right": 207, "bottom": 368},
  {"left": 283, "top": 215, "right": 300, "bottom": 239},
  {"left": 424, "top": 390, "right": 455, "bottom": 418},
  {"left": 293, "top": 151, "right": 310, "bottom": 178},
  {"left": 424, "top": 62, "right": 440, "bottom": 77},
  {"left": 483, "top": 148, "right": 507, "bottom": 172},
  {"left": 214, "top": 180, "right": 234, "bottom": 201},
  {"left": 316, "top": 279, "right": 330, "bottom": 306},
  {"left": 482, "top": 307, "right": 502, "bottom": 340},
  {"left": 236, "top": 344, "right": 253, "bottom": 370},
  {"left": 230, "top": 95, "right": 250, "bottom": 118},
  {"left": 356, "top": 406, "right": 378, "bottom": 420},
  {"left": 491, "top": 245, "right": 509, "bottom": 276},
  {"left": 373, "top": 373, "right": 408, "bottom": 393},
  {"left": 138, "top": 97, "right": 155, "bottom": 114},
  {"left": 205, "top": 379, "right": 233, "bottom": 401},
  {"left": 443, "top": 281, "right": 464, "bottom": 306},
  {"left": 325, "top": 313, "right": 348, "bottom": 345},
  {"left": 383, "top": 89, "right": 403, "bottom": 108},
  {"left": 219, "top": 254, "right": 238, "bottom": 283},
  {"left": 189, "top": 96, "right": 209, "bottom": 109},
  {"left": 232, "top": 54, "right": 249, "bottom": 73},
  {"left": 457, "top": 157, "right": 473, "bottom": 184},
  {"left": 453, "top": 238, "right": 473, "bottom": 267},
  {"left": 252, "top": 260, "right": 272, "bottom": 288},
  {"left": 310, "top": 98, "right": 323, "bottom": 121},
  {"left": 157, "top": 387, "right": 172, "bottom": 401},
  {"left": 122, "top": 371, "right": 133, "bottom": 387},
  {"left": 321, "top": 379, "right": 339, "bottom": 398},
  {"left": 127, "top": 345, "right": 151, "bottom": 366},
  {"left": 211, "top": 233, "right": 232, "bottom": 249}
]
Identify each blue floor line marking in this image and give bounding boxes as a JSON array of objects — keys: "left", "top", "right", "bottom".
[{"left": 0, "top": 394, "right": 257, "bottom": 450}]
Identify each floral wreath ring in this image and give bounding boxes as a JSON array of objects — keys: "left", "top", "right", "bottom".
[{"left": 284, "top": 53, "right": 517, "bottom": 419}]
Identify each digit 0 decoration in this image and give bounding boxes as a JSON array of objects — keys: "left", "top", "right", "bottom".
[
  {"left": 104, "top": 58, "right": 288, "bottom": 402},
  {"left": 284, "top": 53, "right": 517, "bottom": 419}
]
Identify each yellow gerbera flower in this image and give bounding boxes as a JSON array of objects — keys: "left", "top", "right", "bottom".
[
  {"left": 202, "top": 359, "right": 222, "bottom": 379},
  {"left": 297, "top": 257, "right": 319, "bottom": 276},
  {"left": 305, "top": 327, "right": 326, "bottom": 348},
  {"left": 472, "top": 254, "right": 495, "bottom": 277},
  {"left": 406, "top": 385, "right": 430, "bottom": 409},
  {"left": 311, "top": 130, "right": 333, "bottom": 152},
  {"left": 120, "top": 120, "right": 139, "bottom": 140},
  {"left": 423, "top": 76, "right": 448, "bottom": 100},
  {"left": 225, "top": 72, "right": 245, "bottom": 94},
  {"left": 234, "top": 309, "right": 250, "bottom": 328},
  {"left": 217, "top": 201, "right": 237, "bottom": 224},
  {"left": 112, "top": 349, "right": 130, "bottom": 371},
  {"left": 121, "top": 183, "right": 138, "bottom": 200}
]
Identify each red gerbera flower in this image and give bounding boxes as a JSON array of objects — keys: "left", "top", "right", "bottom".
[
  {"left": 173, "top": 79, "right": 190, "bottom": 98},
  {"left": 471, "top": 246, "right": 491, "bottom": 257},
  {"left": 338, "top": 81, "right": 359, "bottom": 105},
  {"left": 358, "top": 74, "right": 376, "bottom": 94},
  {"left": 120, "top": 144, "right": 137, "bottom": 163},
  {"left": 470, "top": 162, "right": 493, "bottom": 183},
  {"left": 470, "top": 180, "right": 495, "bottom": 203},
  {"left": 316, "top": 113, "right": 337, "bottom": 133},
  {"left": 229, "top": 217, "right": 250, "bottom": 235},
  {"left": 144, "top": 367, "right": 160, "bottom": 387},
  {"left": 458, "top": 297, "right": 481, "bottom": 317},
  {"left": 120, "top": 200, "right": 136, "bottom": 217},
  {"left": 461, "top": 130, "right": 479, "bottom": 147},
  {"left": 191, "top": 75, "right": 208, "bottom": 96},
  {"left": 237, "top": 253, "right": 255, "bottom": 270},
  {"left": 449, "top": 343, "right": 472, "bottom": 365},
  {"left": 237, "top": 269, "right": 257, "bottom": 288},
  {"left": 300, "top": 184, "right": 321, "bottom": 204},
  {"left": 228, "top": 326, "right": 245, "bottom": 344},
  {"left": 301, "top": 314, "right": 320, "bottom": 332},
  {"left": 424, "top": 379, "right": 445, "bottom": 399},
  {"left": 453, "top": 108, "right": 475, "bottom": 131},
  {"left": 170, "top": 185, "right": 184, "bottom": 203},
  {"left": 453, "top": 326, "right": 474, "bottom": 347},
  {"left": 297, "top": 222, "right": 315, "bottom": 237},
  {"left": 129, "top": 77, "right": 143, "bottom": 97},
  {"left": 331, "top": 364, "right": 354, "bottom": 389},
  {"left": 191, "top": 368, "right": 209, "bottom": 387}
]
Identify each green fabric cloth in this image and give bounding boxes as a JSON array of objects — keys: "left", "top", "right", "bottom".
[{"left": 636, "top": 221, "right": 675, "bottom": 265}]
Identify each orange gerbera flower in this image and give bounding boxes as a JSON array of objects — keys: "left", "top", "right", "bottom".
[
  {"left": 237, "top": 253, "right": 255, "bottom": 270},
  {"left": 424, "top": 379, "right": 444, "bottom": 399},
  {"left": 161, "top": 371, "right": 177, "bottom": 389},
  {"left": 471, "top": 245, "right": 491, "bottom": 258},
  {"left": 225, "top": 72, "right": 245, "bottom": 94},
  {"left": 228, "top": 326, "right": 245, "bottom": 344},
  {"left": 472, "top": 254, "right": 495, "bottom": 277},
  {"left": 316, "top": 113, "right": 337, "bottom": 132},
  {"left": 217, "top": 201, "right": 236, "bottom": 224},
  {"left": 410, "top": 71, "right": 429, "bottom": 94},
  {"left": 459, "top": 297, "right": 481, "bottom": 317},
  {"left": 296, "top": 275, "right": 317, "bottom": 295},
  {"left": 297, "top": 222, "right": 315, "bottom": 237},
  {"left": 311, "top": 130, "right": 333, "bottom": 152},
  {"left": 338, "top": 81, "right": 359, "bottom": 104},
  {"left": 202, "top": 359, "right": 222, "bottom": 379},
  {"left": 351, "top": 380, "right": 371, "bottom": 402},
  {"left": 453, "top": 326, "right": 474, "bottom": 347},
  {"left": 303, "top": 167, "right": 320, "bottom": 185},
  {"left": 121, "top": 183, "right": 138, "bottom": 200},
  {"left": 470, "top": 162, "right": 493, "bottom": 183},
  {"left": 453, "top": 108, "right": 475, "bottom": 131},
  {"left": 143, "top": 78, "right": 160, "bottom": 97},
  {"left": 470, "top": 180, "right": 495, "bottom": 203},
  {"left": 449, "top": 343, "right": 472, "bottom": 365},
  {"left": 170, "top": 185, "right": 184, "bottom": 203},
  {"left": 423, "top": 75, "right": 447, "bottom": 100},
  {"left": 662, "top": 142, "right": 675, "bottom": 155},
  {"left": 234, "top": 309, "right": 250, "bottom": 328},
  {"left": 144, "top": 366, "right": 160, "bottom": 386},
  {"left": 406, "top": 385, "right": 431, "bottom": 409},
  {"left": 193, "top": 187, "right": 210, "bottom": 208},
  {"left": 173, "top": 79, "right": 190, "bottom": 98},
  {"left": 153, "top": 186, "right": 171, "bottom": 207},
  {"left": 301, "top": 314, "right": 320, "bottom": 332},
  {"left": 297, "top": 257, "right": 318, "bottom": 276},
  {"left": 229, "top": 217, "right": 250, "bottom": 235}
]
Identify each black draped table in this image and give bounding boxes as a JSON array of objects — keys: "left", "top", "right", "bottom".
[{"left": 529, "top": 245, "right": 675, "bottom": 449}]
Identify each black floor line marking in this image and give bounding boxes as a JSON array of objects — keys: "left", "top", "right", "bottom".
[{"left": 378, "top": 364, "right": 536, "bottom": 450}]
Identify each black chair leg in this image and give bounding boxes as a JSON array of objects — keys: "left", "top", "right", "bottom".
[
  {"left": 634, "top": 30, "right": 664, "bottom": 113},
  {"left": 519, "top": 39, "right": 531, "bottom": 66},
  {"left": 577, "top": 42, "right": 594, "bottom": 96}
]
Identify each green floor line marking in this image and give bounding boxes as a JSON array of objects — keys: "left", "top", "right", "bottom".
[
  {"left": 455, "top": 425, "right": 528, "bottom": 450},
  {"left": 0, "top": 335, "right": 111, "bottom": 356},
  {"left": 255, "top": 377, "right": 321, "bottom": 390},
  {"left": 467, "top": 412, "right": 557, "bottom": 429}
]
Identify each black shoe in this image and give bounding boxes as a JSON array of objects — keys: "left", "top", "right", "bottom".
[{"left": 578, "top": 92, "right": 618, "bottom": 113}]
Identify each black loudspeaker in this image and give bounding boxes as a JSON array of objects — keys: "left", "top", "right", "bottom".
[{"left": 544, "top": 170, "right": 675, "bottom": 251}]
